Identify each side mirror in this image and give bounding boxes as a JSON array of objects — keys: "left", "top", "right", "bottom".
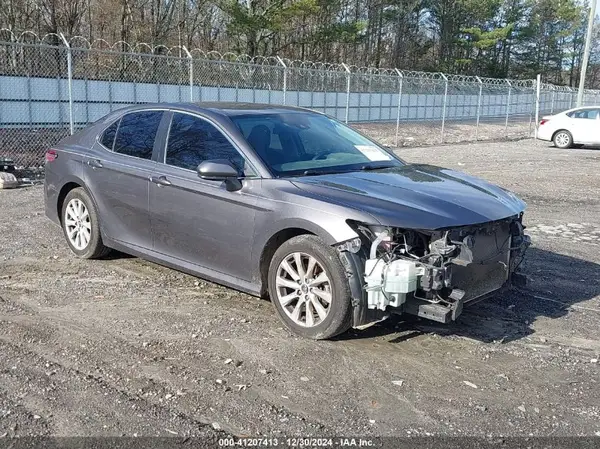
[{"left": 197, "top": 159, "right": 239, "bottom": 181}]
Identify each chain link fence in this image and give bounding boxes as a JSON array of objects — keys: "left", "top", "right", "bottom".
[
  {"left": 1, "top": 31, "right": 599, "bottom": 169},
  {"left": 0, "top": 40, "right": 71, "bottom": 170}
]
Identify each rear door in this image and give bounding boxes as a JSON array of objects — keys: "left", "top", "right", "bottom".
[
  {"left": 83, "top": 110, "right": 166, "bottom": 250},
  {"left": 148, "top": 111, "right": 259, "bottom": 282}
]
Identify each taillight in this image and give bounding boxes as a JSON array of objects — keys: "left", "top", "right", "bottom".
[
  {"left": 540, "top": 119, "right": 549, "bottom": 125},
  {"left": 45, "top": 149, "right": 58, "bottom": 162}
]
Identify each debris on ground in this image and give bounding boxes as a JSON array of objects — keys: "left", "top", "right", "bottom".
[{"left": 0, "top": 172, "right": 18, "bottom": 189}]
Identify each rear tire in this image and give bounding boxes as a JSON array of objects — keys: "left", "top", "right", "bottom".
[
  {"left": 268, "top": 235, "right": 352, "bottom": 340},
  {"left": 553, "top": 130, "right": 573, "bottom": 149},
  {"left": 61, "top": 187, "right": 110, "bottom": 259}
]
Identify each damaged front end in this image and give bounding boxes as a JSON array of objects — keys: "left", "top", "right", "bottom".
[{"left": 338, "top": 216, "right": 530, "bottom": 328}]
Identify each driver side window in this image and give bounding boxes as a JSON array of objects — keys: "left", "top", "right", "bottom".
[{"left": 165, "top": 113, "right": 255, "bottom": 176}]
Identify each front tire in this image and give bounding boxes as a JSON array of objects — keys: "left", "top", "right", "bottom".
[
  {"left": 553, "top": 130, "right": 573, "bottom": 149},
  {"left": 61, "top": 187, "right": 110, "bottom": 259},
  {"left": 268, "top": 235, "right": 352, "bottom": 340}
]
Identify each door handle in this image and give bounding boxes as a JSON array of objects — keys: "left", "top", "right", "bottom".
[
  {"left": 149, "top": 175, "right": 172, "bottom": 187},
  {"left": 87, "top": 159, "right": 103, "bottom": 169}
]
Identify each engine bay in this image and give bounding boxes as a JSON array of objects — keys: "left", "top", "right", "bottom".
[{"left": 339, "top": 216, "right": 531, "bottom": 326}]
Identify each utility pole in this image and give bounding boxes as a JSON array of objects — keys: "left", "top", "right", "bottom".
[{"left": 577, "top": 0, "right": 597, "bottom": 106}]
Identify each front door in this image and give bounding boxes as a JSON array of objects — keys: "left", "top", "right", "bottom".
[
  {"left": 569, "top": 108, "right": 600, "bottom": 144},
  {"left": 82, "top": 110, "right": 165, "bottom": 250},
  {"left": 149, "top": 111, "right": 259, "bottom": 282}
]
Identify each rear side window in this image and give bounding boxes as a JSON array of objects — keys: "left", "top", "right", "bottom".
[
  {"left": 568, "top": 109, "right": 600, "bottom": 119},
  {"left": 100, "top": 120, "right": 119, "bottom": 150},
  {"left": 113, "top": 111, "right": 163, "bottom": 159}
]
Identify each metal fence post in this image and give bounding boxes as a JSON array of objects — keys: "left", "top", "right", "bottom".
[
  {"left": 277, "top": 56, "right": 287, "bottom": 105},
  {"left": 504, "top": 79, "right": 512, "bottom": 133},
  {"left": 534, "top": 74, "right": 541, "bottom": 139},
  {"left": 183, "top": 46, "right": 193, "bottom": 102},
  {"left": 59, "top": 33, "right": 74, "bottom": 135},
  {"left": 12, "top": 33, "right": 600, "bottom": 170},
  {"left": 367, "top": 70, "right": 373, "bottom": 122},
  {"left": 475, "top": 76, "right": 483, "bottom": 140},
  {"left": 528, "top": 79, "right": 535, "bottom": 136},
  {"left": 342, "top": 63, "right": 351, "bottom": 123},
  {"left": 440, "top": 73, "right": 448, "bottom": 143},
  {"left": 394, "top": 68, "right": 403, "bottom": 147}
]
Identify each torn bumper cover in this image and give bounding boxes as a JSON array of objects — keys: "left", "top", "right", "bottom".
[{"left": 338, "top": 215, "right": 531, "bottom": 327}]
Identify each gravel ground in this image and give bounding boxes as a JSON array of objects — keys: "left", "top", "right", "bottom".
[{"left": 1, "top": 139, "right": 600, "bottom": 439}]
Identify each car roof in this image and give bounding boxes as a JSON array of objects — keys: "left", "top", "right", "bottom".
[
  {"left": 111, "top": 102, "right": 320, "bottom": 118},
  {"left": 563, "top": 106, "right": 600, "bottom": 113},
  {"left": 197, "top": 102, "right": 317, "bottom": 116}
]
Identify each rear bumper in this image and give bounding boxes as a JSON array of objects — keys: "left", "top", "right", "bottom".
[
  {"left": 44, "top": 181, "right": 60, "bottom": 226},
  {"left": 537, "top": 127, "right": 553, "bottom": 141}
]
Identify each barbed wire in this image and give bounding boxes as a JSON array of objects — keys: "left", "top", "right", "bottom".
[{"left": 0, "top": 28, "right": 596, "bottom": 93}]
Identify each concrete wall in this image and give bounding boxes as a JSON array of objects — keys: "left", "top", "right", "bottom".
[{"left": 0, "top": 74, "right": 563, "bottom": 127}]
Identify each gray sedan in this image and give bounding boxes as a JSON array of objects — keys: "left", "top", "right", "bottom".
[{"left": 44, "top": 103, "right": 530, "bottom": 339}]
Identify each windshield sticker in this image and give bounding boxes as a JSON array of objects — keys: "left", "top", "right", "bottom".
[{"left": 354, "top": 145, "right": 392, "bottom": 161}]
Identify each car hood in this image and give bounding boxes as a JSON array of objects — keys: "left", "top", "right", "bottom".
[{"left": 290, "top": 164, "right": 526, "bottom": 230}]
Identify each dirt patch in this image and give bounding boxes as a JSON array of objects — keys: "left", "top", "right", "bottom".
[{"left": 1, "top": 139, "right": 599, "bottom": 438}]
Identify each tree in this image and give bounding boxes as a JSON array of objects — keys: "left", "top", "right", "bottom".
[
  {"left": 511, "top": 0, "right": 583, "bottom": 81},
  {"left": 0, "top": 0, "right": 598, "bottom": 86},
  {"left": 219, "top": 0, "right": 319, "bottom": 56}
]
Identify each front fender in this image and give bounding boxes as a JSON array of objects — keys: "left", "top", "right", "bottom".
[
  {"left": 249, "top": 179, "right": 380, "bottom": 292},
  {"left": 251, "top": 215, "right": 358, "bottom": 282}
]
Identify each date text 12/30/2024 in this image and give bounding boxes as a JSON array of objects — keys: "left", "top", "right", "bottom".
[{"left": 218, "top": 437, "right": 375, "bottom": 447}]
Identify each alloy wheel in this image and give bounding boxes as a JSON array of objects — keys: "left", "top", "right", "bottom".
[
  {"left": 555, "top": 132, "right": 570, "bottom": 147},
  {"left": 275, "top": 252, "right": 332, "bottom": 327},
  {"left": 64, "top": 198, "right": 92, "bottom": 250}
]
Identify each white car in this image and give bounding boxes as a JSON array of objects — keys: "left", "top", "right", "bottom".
[{"left": 537, "top": 106, "right": 600, "bottom": 148}]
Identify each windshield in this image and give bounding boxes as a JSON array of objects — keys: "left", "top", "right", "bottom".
[{"left": 230, "top": 112, "right": 403, "bottom": 177}]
